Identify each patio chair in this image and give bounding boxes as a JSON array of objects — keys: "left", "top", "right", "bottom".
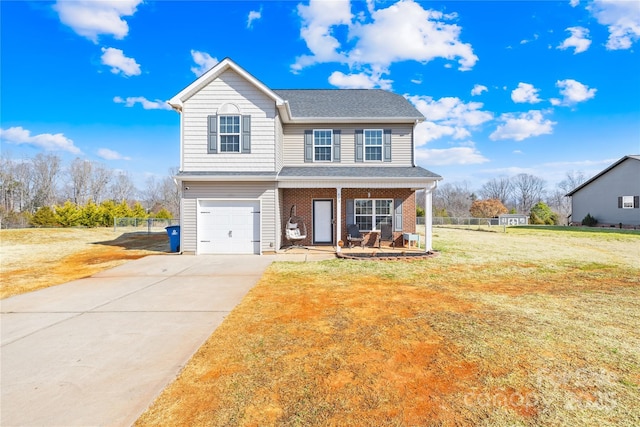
[
  {"left": 379, "top": 222, "right": 395, "bottom": 248},
  {"left": 284, "top": 205, "right": 308, "bottom": 251},
  {"left": 346, "top": 224, "right": 365, "bottom": 249}
]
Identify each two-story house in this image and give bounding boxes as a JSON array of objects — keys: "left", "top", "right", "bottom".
[{"left": 168, "top": 58, "right": 441, "bottom": 255}]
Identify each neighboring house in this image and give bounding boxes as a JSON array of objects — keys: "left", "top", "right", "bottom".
[
  {"left": 168, "top": 58, "right": 442, "bottom": 255},
  {"left": 566, "top": 155, "right": 640, "bottom": 227}
]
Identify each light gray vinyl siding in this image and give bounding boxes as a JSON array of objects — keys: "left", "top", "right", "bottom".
[
  {"left": 571, "top": 158, "right": 640, "bottom": 226},
  {"left": 181, "top": 181, "right": 278, "bottom": 253},
  {"left": 282, "top": 124, "right": 414, "bottom": 166},
  {"left": 275, "top": 113, "right": 284, "bottom": 172},
  {"left": 182, "top": 69, "right": 277, "bottom": 172}
]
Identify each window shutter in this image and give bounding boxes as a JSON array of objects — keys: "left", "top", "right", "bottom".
[
  {"left": 394, "top": 198, "right": 403, "bottom": 232},
  {"left": 241, "top": 115, "right": 251, "bottom": 153},
  {"left": 383, "top": 129, "right": 392, "bottom": 162},
  {"left": 618, "top": 196, "right": 623, "bottom": 209},
  {"left": 333, "top": 130, "right": 341, "bottom": 162},
  {"left": 634, "top": 196, "right": 639, "bottom": 208},
  {"left": 346, "top": 199, "right": 354, "bottom": 224},
  {"left": 208, "top": 115, "right": 217, "bottom": 154},
  {"left": 304, "top": 130, "right": 313, "bottom": 162},
  {"left": 355, "top": 130, "right": 363, "bottom": 162}
]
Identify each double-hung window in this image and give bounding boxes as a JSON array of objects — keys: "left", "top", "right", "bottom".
[
  {"left": 364, "top": 129, "right": 383, "bottom": 161},
  {"left": 622, "top": 196, "right": 634, "bottom": 209},
  {"left": 354, "top": 199, "right": 393, "bottom": 231},
  {"left": 314, "top": 130, "right": 332, "bottom": 162},
  {"left": 219, "top": 115, "right": 240, "bottom": 153}
]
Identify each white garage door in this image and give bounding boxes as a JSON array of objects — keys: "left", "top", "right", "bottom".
[{"left": 197, "top": 200, "right": 260, "bottom": 254}]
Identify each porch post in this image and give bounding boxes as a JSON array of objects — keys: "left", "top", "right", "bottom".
[
  {"left": 336, "top": 186, "right": 342, "bottom": 253},
  {"left": 425, "top": 182, "right": 436, "bottom": 252}
]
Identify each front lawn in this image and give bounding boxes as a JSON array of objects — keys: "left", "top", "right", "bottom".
[{"left": 136, "top": 227, "right": 640, "bottom": 426}]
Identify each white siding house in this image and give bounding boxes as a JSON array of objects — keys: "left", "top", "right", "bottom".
[{"left": 169, "top": 58, "right": 442, "bottom": 254}]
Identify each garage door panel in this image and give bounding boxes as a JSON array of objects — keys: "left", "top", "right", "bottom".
[{"left": 197, "top": 200, "right": 260, "bottom": 254}]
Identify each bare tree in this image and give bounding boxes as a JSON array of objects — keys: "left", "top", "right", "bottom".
[
  {"left": 160, "top": 167, "right": 180, "bottom": 216},
  {"left": 30, "top": 153, "right": 62, "bottom": 209},
  {"left": 434, "top": 182, "right": 474, "bottom": 217},
  {"left": 89, "top": 163, "right": 112, "bottom": 203},
  {"left": 511, "top": 173, "right": 546, "bottom": 214},
  {"left": 110, "top": 171, "right": 136, "bottom": 202},
  {"left": 143, "top": 176, "right": 162, "bottom": 210},
  {"left": 550, "top": 170, "right": 587, "bottom": 224},
  {"left": 67, "top": 158, "right": 93, "bottom": 205},
  {"left": 479, "top": 177, "right": 512, "bottom": 206}
]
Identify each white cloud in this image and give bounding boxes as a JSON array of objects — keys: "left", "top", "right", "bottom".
[
  {"left": 589, "top": 0, "right": 640, "bottom": 50},
  {"left": 570, "top": 0, "right": 580, "bottom": 7},
  {"left": 490, "top": 110, "right": 556, "bottom": 141},
  {"left": 557, "top": 26, "right": 591, "bottom": 54},
  {"left": 415, "top": 144, "right": 489, "bottom": 165},
  {"left": 190, "top": 50, "right": 218, "bottom": 77},
  {"left": 328, "top": 70, "right": 392, "bottom": 89},
  {"left": 293, "top": 0, "right": 477, "bottom": 77},
  {"left": 0, "top": 126, "right": 81, "bottom": 154},
  {"left": 97, "top": 148, "right": 131, "bottom": 161},
  {"left": 520, "top": 34, "right": 539, "bottom": 44},
  {"left": 101, "top": 47, "right": 141, "bottom": 76},
  {"left": 550, "top": 79, "right": 596, "bottom": 106},
  {"left": 408, "top": 95, "right": 493, "bottom": 145},
  {"left": 292, "top": 0, "right": 352, "bottom": 71},
  {"left": 511, "top": 82, "right": 542, "bottom": 104},
  {"left": 113, "top": 96, "right": 172, "bottom": 110},
  {"left": 53, "top": 0, "right": 142, "bottom": 43},
  {"left": 471, "top": 84, "right": 488, "bottom": 96},
  {"left": 247, "top": 8, "right": 262, "bottom": 28}
]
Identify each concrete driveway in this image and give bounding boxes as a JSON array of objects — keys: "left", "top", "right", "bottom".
[{"left": 1, "top": 254, "right": 324, "bottom": 427}]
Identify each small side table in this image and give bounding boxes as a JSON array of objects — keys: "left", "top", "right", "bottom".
[{"left": 402, "top": 233, "right": 420, "bottom": 248}]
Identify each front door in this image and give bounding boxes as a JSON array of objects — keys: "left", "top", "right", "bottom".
[{"left": 313, "top": 200, "right": 333, "bottom": 244}]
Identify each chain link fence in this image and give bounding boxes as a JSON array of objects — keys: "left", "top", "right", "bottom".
[{"left": 113, "top": 218, "right": 179, "bottom": 233}]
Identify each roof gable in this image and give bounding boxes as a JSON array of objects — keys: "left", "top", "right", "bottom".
[
  {"left": 168, "top": 57, "right": 285, "bottom": 111},
  {"left": 566, "top": 155, "right": 640, "bottom": 196}
]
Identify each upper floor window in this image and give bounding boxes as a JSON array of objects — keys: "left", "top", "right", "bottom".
[
  {"left": 314, "top": 129, "right": 332, "bottom": 162},
  {"left": 219, "top": 115, "right": 241, "bottom": 153},
  {"left": 364, "top": 129, "right": 383, "bottom": 161}
]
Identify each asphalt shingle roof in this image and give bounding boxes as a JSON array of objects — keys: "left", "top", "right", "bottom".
[{"left": 273, "top": 89, "right": 424, "bottom": 120}]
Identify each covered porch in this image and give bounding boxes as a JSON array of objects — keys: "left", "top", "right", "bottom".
[{"left": 277, "top": 167, "right": 440, "bottom": 253}]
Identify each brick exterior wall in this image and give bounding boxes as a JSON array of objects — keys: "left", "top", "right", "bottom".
[{"left": 281, "top": 188, "right": 416, "bottom": 248}]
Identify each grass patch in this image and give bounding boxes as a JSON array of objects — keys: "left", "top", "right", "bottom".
[{"left": 136, "top": 228, "right": 640, "bottom": 426}]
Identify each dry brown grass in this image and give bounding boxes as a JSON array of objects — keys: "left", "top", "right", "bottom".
[
  {"left": 136, "top": 227, "right": 640, "bottom": 426},
  {"left": 0, "top": 228, "right": 169, "bottom": 299}
]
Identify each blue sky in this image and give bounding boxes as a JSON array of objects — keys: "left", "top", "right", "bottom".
[{"left": 1, "top": 0, "right": 639, "bottom": 191}]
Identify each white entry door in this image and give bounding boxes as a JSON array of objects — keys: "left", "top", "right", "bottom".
[
  {"left": 197, "top": 200, "right": 260, "bottom": 254},
  {"left": 313, "top": 200, "right": 333, "bottom": 244}
]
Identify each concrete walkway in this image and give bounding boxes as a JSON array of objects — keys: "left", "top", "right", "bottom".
[{"left": 0, "top": 253, "right": 331, "bottom": 427}]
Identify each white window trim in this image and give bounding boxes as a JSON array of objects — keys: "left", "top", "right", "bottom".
[
  {"left": 354, "top": 198, "right": 393, "bottom": 232},
  {"left": 313, "top": 129, "right": 333, "bottom": 162},
  {"left": 622, "top": 195, "right": 634, "bottom": 209},
  {"left": 219, "top": 114, "right": 241, "bottom": 153},
  {"left": 364, "top": 129, "right": 383, "bottom": 162}
]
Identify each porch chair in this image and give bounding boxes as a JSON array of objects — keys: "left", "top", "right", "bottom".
[
  {"left": 285, "top": 205, "right": 308, "bottom": 251},
  {"left": 379, "top": 222, "right": 395, "bottom": 249},
  {"left": 346, "top": 224, "right": 365, "bottom": 249}
]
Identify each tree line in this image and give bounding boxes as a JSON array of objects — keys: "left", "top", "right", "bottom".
[
  {"left": 421, "top": 172, "right": 587, "bottom": 225},
  {"left": 1, "top": 152, "right": 180, "bottom": 228}
]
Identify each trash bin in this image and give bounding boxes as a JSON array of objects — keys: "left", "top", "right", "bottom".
[{"left": 165, "top": 225, "right": 181, "bottom": 253}]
